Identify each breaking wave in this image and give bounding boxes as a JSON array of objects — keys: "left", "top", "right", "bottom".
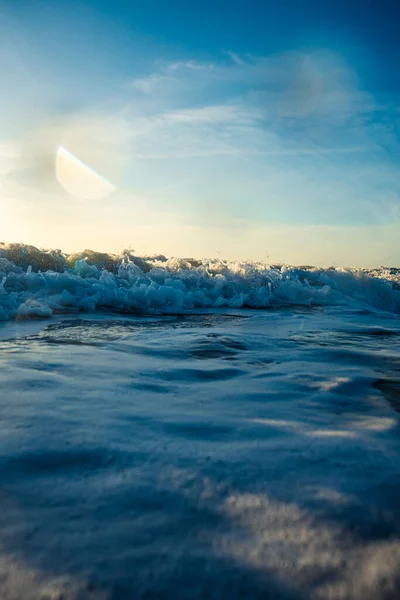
[{"left": 0, "top": 243, "right": 399, "bottom": 320}]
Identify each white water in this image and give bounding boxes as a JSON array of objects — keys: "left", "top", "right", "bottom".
[
  {"left": 0, "top": 243, "right": 399, "bottom": 320},
  {"left": 1, "top": 244, "right": 400, "bottom": 599}
]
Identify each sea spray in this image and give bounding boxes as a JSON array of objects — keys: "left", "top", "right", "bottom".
[{"left": 0, "top": 243, "right": 399, "bottom": 320}]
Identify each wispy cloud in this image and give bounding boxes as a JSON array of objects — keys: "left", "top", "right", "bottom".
[
  {"left": 160, "top": 104, "right": 263, "bottom": 125},
  {"left": 224, "top": 50, "right": 246, "bottom": 66},
  {"left": 125, "top": 50, "right": 378, "bottom": 160},
  {"left": 130, "top": 50, "right": 373, "bottom": 119},
  {"left": 122, "top": 50, "right": 399, "bottom": 227}
]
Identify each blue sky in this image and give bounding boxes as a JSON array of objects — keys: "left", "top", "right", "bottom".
[{"left": 0, "top": 0, "right": 399, "bottom": 265}]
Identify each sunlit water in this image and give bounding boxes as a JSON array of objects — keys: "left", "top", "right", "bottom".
[{"left": 1, "top": 304, "right": 400, "bottom": 599}]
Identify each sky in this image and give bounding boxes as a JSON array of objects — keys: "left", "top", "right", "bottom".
[{"left": 0, "top": 0, "right": 399, "bottom": 266}]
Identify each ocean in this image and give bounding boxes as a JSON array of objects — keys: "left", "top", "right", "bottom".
[{"left": 0, "top": 244, "right": 400, "bottom": 599}]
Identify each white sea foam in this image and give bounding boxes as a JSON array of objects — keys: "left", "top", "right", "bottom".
[{"left": 0, "top": 243, "right": 399, "bottom": 320}]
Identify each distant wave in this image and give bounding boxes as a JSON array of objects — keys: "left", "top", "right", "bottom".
[{"left": 0, "top": 243, "right": 399, "bottom": 320}]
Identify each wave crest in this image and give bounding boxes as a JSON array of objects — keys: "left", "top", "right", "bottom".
[{"left": 0, "top": 243, "right": 399, "bottom": 320}]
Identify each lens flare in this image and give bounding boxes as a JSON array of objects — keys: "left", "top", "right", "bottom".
[{"left": 55, "top": 145, "right": 116, "bottom": 200}]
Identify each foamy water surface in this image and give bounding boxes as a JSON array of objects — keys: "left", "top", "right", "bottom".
[{"left": 0, "top": 245, "right": 400, "bottom": 599}]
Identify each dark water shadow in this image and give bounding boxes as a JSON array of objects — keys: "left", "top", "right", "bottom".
[
  {"left": 0, "top": 477, "right": 305, "bottom": 600},
  {"left": 373, "top": 378, "right": 400, "bottom": 414}
]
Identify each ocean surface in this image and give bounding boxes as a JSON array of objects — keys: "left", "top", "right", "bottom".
[{"left": 1, "top": 244, "right": 400, "bottom": 599}]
